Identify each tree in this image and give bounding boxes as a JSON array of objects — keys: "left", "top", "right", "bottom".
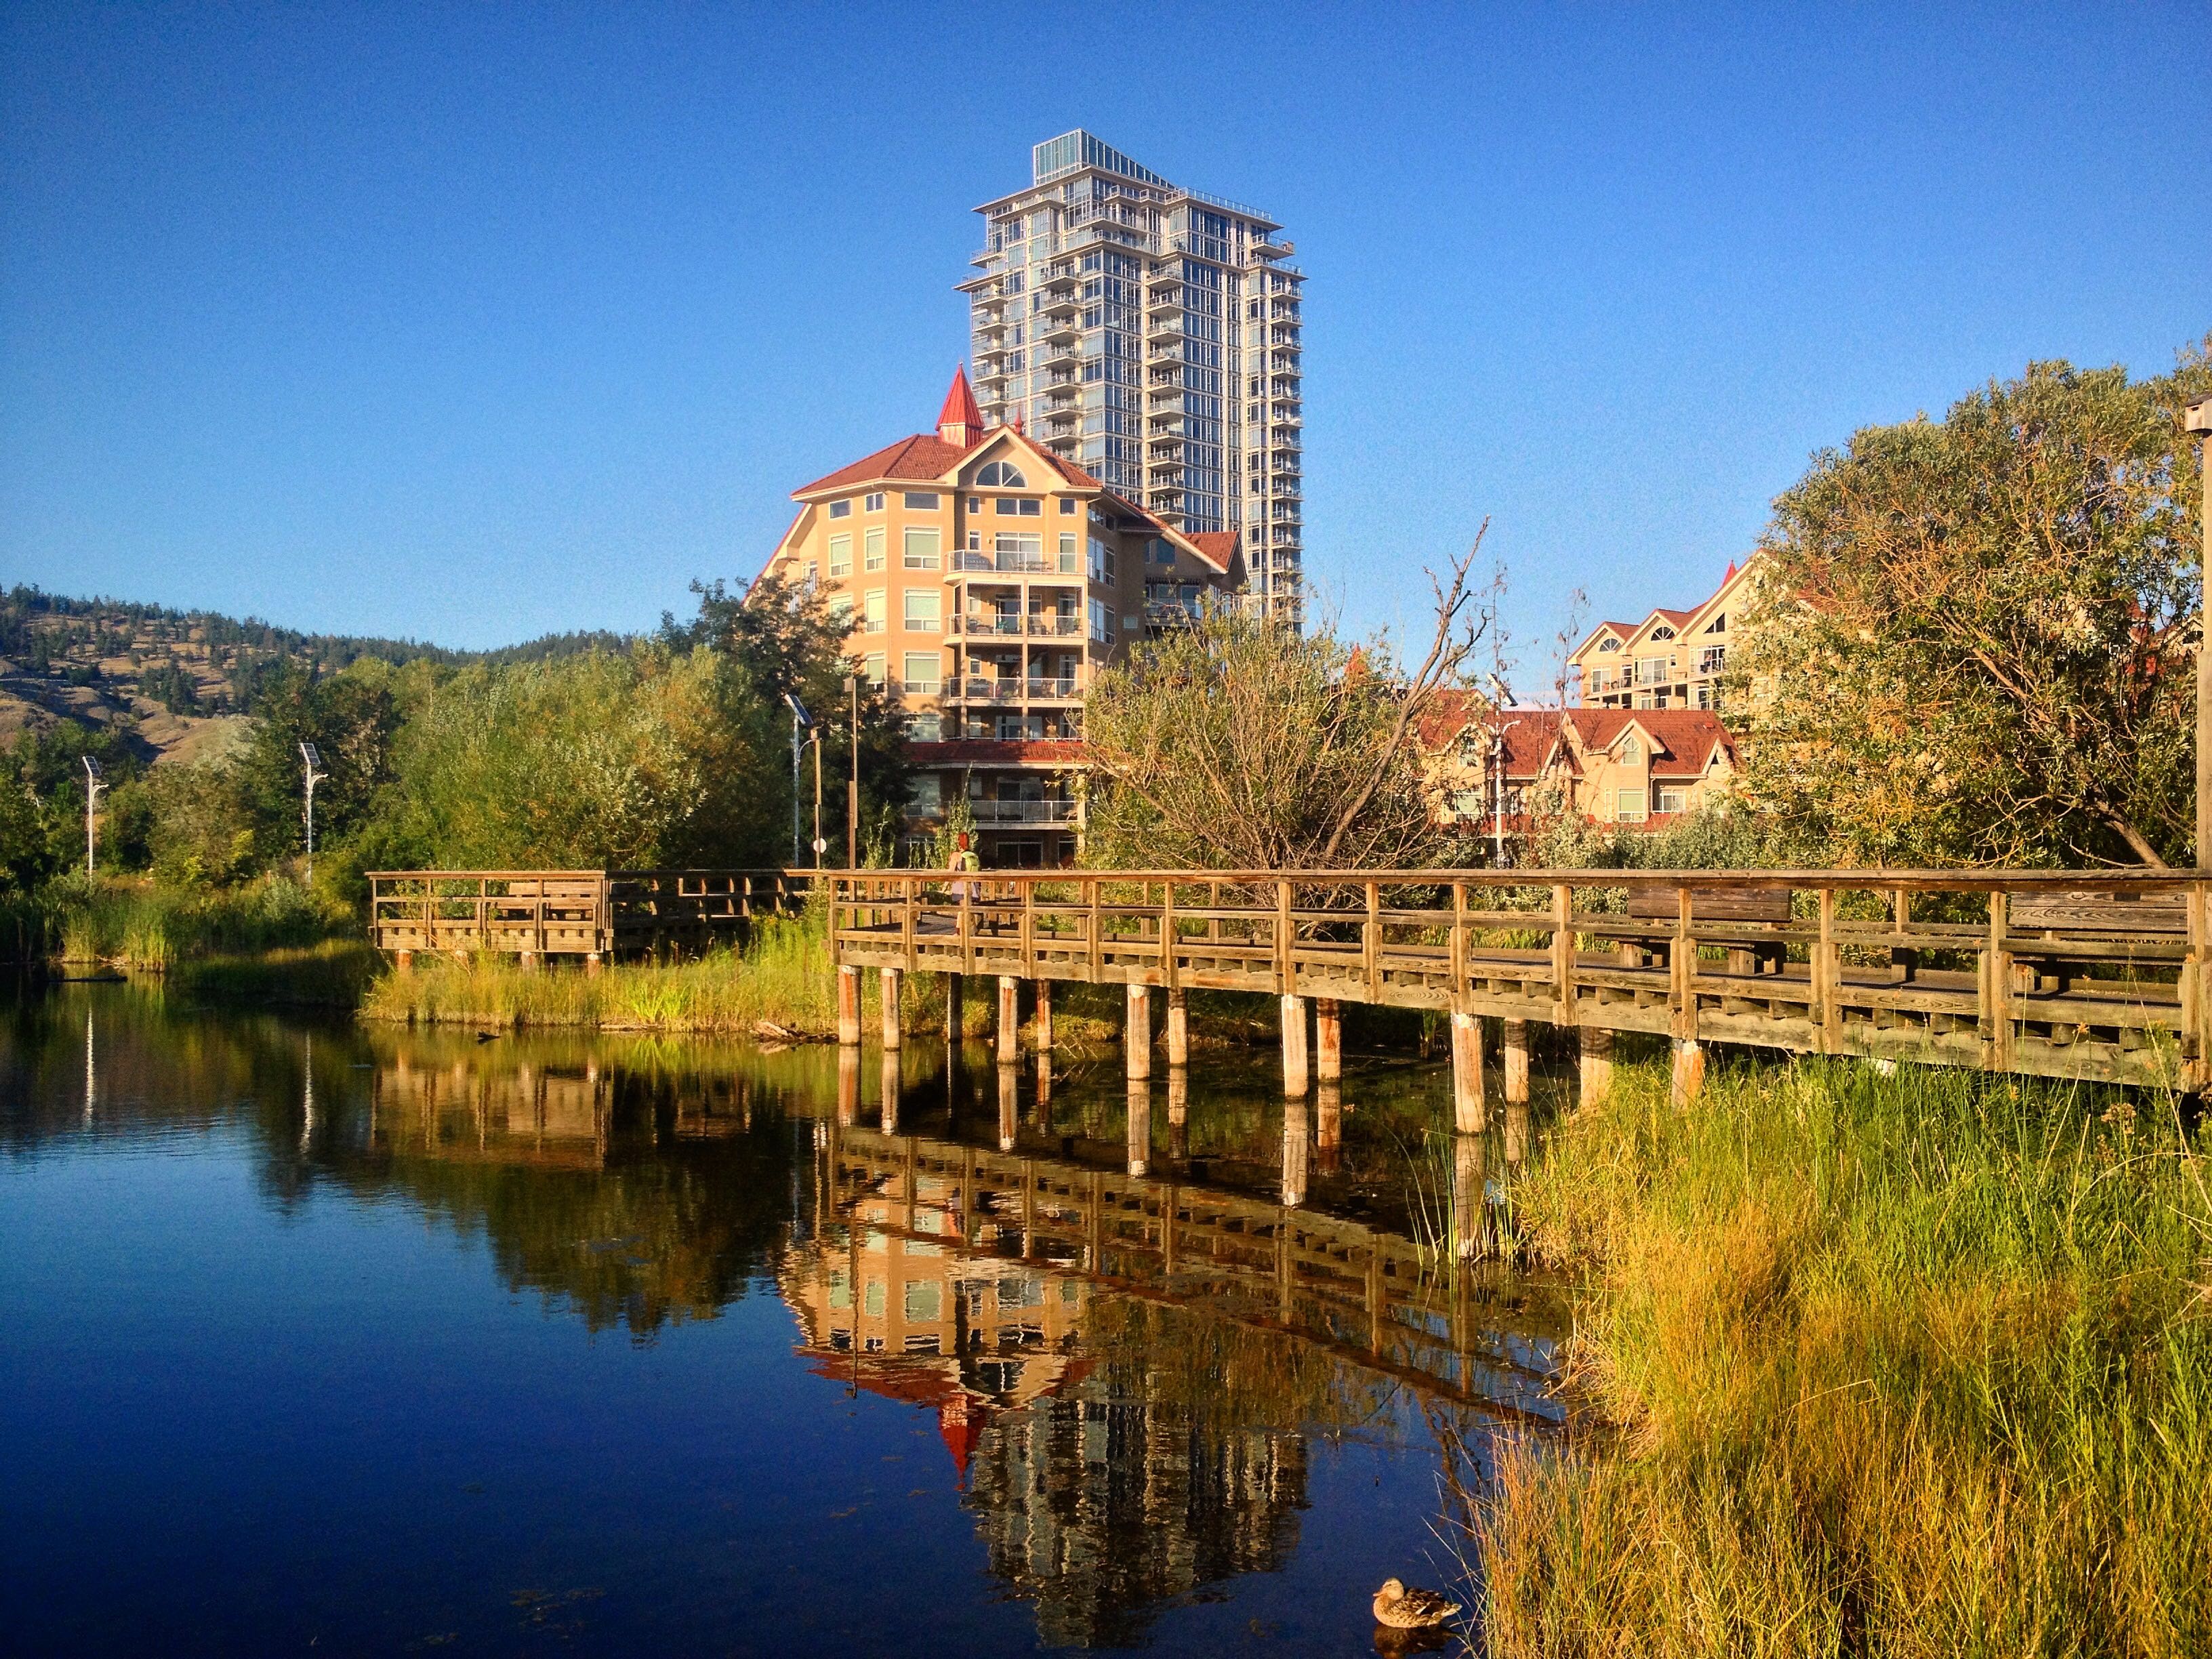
[
  {"left": 1734, "top": 342, "right": 2212, "bottom": 867},
  {"left": 375, "top": 643, "right": 783, "bottom": 869},
  {"left": 232, "top": 659, "right": 405, "bottom": 865},
  {"left": 663, "top": 574, "right": 909, "bottom": 862},
  {"left": 1082, "top": 536, "right": 1499, "bottom": 869}
]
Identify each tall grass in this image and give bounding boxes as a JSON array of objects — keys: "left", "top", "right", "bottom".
[
  {"left": 49, "top": 875, "right": 350, "bottom": 970},
  {"left": 361, "top": 913, "right": 859, "bottom": 1034},
  {"left": 1474, "top": 1057, "right": 2212, "bottom": 1657}
]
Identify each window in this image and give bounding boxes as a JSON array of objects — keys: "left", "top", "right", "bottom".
[
  {"left": 863, "top": 527, "right": 884, "bottom": 570},
  {"left": 968, "top": 496, "right": 983, "bottom": 512},
  {"left": 904, "top": 1281, "right": 941, "bottom": 1321},
  {"left": 1088, "top": 598, "right": 1111, "bottom": 643},
  {"left": 1708, "top": 613, "right": 1726, "bottom": 632},
  {"left": 1088, "top": 536, "right": 1115, "bottom": 583},
  {"left": 975, "top": 460, "right": 1027, "bottom": 487},
  {"left": 826, "top": 594, "right": 853, "bottom": 622},
  {"left": 994, "top": 532, "right": 1042, "bottom": 569},
  {"left": 994, "top": 496, "right": 1042, "bottom": 516},
  {"left": 965, "top": 531, "right": 981, "bottom": 552},
  {"left": 1656, "top": 787, "right": 1689, "bottom": 814},
  {"left": 1619, "top": 735, "right": 1641, "bottom": 763},
  {"left": 1598, "top": 637, "right": 1621, "bottom": 653},
  {"left": 1635, "top": 657, "right": 1668, "bottom": 686},
  {"left": 903, "top": 590, "right": 939, "bottom": 632},
  {"left": 1650, "top": 624, "right": 1675, "bottom": 640},
  {"left": 827, "top": 534, "right": 851, "bottom": 577},
  {"left": 828, "top": 499, "right": 852, "bottom": 519},
  {"left": 1698, "top": 644, "right": 1725, "bottom": 675},
  {"left": 1148, "top": 537, "right": 1176, "bottom": 566},
  {"left": 864, "top": 493, "right": 884, "bottom": 513},
  {"left": 1617, "top": 788, "right": 1649, "bottom": 822},
  {"left": 901, "top": 651, "right": 941, "bottom": 693},
  {"left": 903, "top": 491, "right": 939, "bottom": 510},
  {"left": 909, "top": 710, "right": 941, "bottom": 741},
  {"left": 903, "top": 527, "right": 941, "bottom": 569},
  {"left": 861, "top": 652, "right": 885, "bottom": 685},
  {"left": 862, "top": 590, "right": 885, "bottom": 633},
  {"left": 1058, "top": 532, "right": 1078, "bottom": 571},
  {"left": 1451, "top": 790, "right": 1483, "bottom": 819},
  {"left": 863, "top": 1280, "right": 884, "bottom": 1317},
  {"left": 1058, "top": 497, "right": 1077, "bottom": 514}
]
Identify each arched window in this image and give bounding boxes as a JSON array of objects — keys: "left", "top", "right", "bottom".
[{"left": 975, "top": 460, "right": 1027, "bottom": 488}]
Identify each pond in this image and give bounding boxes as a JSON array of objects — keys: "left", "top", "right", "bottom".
[{"left": 0, "top": 985, "right": 1566, "bottom": 1656}]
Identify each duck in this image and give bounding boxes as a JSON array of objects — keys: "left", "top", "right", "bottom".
[{"left": 1373, "top": 1577, "right": 1461, "bottom": 1630}]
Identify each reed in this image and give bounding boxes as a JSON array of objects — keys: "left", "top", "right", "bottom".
[
  {"left": 361, "top": 913, "right": 857, "bottom": 1035},
  {"left": 49, "top": 875, "right": 350, "bottom": 969},
  {"left": 1473, "top": 1057, "right": 2212, "bottom": 1658}
]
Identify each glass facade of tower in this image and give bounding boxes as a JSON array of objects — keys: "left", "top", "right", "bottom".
[{"left": 961, "top": 131, "right": 1305, "bottom": 626}]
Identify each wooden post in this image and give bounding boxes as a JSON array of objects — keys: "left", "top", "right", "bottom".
[
  {"left": 1165, "top": 988, "right": 1189, "bottom": 1067},
  {"left": 1280, "top": 994, "right": 1310, "bottom": 1096},
  {"left": 1578, "top": 1025, "right": 1613, "bottom": 1106},
  {"left": 1034, "top": 979, "right": 1052, "bottom": 1052},
  {"left": 837, "top": 1044, "right": 859, "bottom": 1127},
  {"left": 1126, "top": 1080, "right": 1151, "bottom": 1176},
  {"left": 1315, "top": 998, "right": 1342, "bottom": 1083},
  {"left": 880, "top": 967, "right": 903, "bottom": 1050},
  {"left": 1087, "top": 876, "right": 1103, "bottom": 982},
  {"left": 880, "top": 1047, "right": 901, "bottom": 1135},
  {"left": 1816, "top": 887, "right": 1839, "bottom": 1054},
  {"left": 1986, "top": 890, "right": 2013, "bottom": 1073},
  {"left": 1281, "top": 1094, "right": 1310, "bottom": 1208},
  {"left": 585, "top": 951, "right": 602, "bottom": 977},
  {"left": 836, "top": 965, "right": 861, "bottom": 1047},
  {"left": 1126, "top": 982, "right": 1152, "bottom": 1081},
  {"left": 1505, "top": 1099, "right": 1529, "bottom": 1167},
  {"left": 1452, "top": 1132, "right": 1487, "bottom": 1261},
  {"left": 1503, "top": 1018, "right": 1530, "bottom": 1103},
  {"left": 1315, "top": 1082, "right": 1342, "bottom": 1173},
  {"left": 1363, "top": 881, "right": 1381, "bottom": 1001},
  {"left": 998, "top": 1062, "right": 1019, "bottom": 1152},
  {"left": 395, "top": 949, "right": 414, "bottom": 975},
  {"left": 1451, "top": 1007, "right": 1486, "bottom": 1132},
  {"left": 1551, "top": 881, "right": 1575, "bottom": 1023},
  {"left": 1671, "top": 1037, "right": 1705, "bottom": 1108},
  {"left": 945, "top": 972, "right": 963, "bottom": 1041},
  {"left": 1167, "top": 1069, "right": 1189, "bottom": 1162},
  {"left": 518, "top": 950, "right": 539, "bottom": 973},
  {"left": 998, "top": 976, "right": 1021, "bottom": 1064},
  {"left": 1275, "top": 879, "right": 1294, "bottom": 993}
]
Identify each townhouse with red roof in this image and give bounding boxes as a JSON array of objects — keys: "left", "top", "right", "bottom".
[{"left": 1571, "top": 554, "right": 1765, "bottom": 712}]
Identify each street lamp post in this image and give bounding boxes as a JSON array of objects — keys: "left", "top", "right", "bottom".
[
  {"left": 785, "top": 694, "right": 814, "bottom": 868},
  {"left": 81, "top": 756, "right": 104, "bottom": 878},
  {"left": 845, "top": 675, "right": 859, "bottom": 870},
  {"left": 2190, "top": 396, "right": 2212, "bottom": 867},
  {"left": 300, "top": 742, "right": 327, "bottom": 881},
  {"left": 812, "top": 729, "right": 824, "bottom": 869}
]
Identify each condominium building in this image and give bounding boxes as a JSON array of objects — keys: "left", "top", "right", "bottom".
[
  {"left": 958, "top": 131, "right": 1306, "bottom": 628},
  {"left": 1422, "top": 699, "right": 1740, "bottom": 836},
  {"left": 1570, "top": 555, "right": 1763, "bottom": 712},
  {"left": 758, "top": 368, "right": 1243, "bottom": 865}
]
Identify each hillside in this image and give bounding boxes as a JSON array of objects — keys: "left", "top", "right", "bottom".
[{"left": 0, "top": 586, "right": 630, "bottom": 764}]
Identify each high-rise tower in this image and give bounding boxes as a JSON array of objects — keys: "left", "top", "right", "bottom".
[{"left": 960, "top": 131, "right": 1305, "bottom": 626}]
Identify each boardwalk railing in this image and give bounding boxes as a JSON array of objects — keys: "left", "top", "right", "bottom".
[
  {"left": 369, "top": 869, "right": 811, "bottom": 963},
  {"left": 829, "top": 867, "right": 2208, "bottom": 1090}
]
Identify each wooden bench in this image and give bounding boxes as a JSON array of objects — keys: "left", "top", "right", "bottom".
[
  {"left": 1622, "top": 884, "right": 1793, "bottom": 975},
  {"left": 2007, "top": 890, "right": 2190, "bottom": 997}
]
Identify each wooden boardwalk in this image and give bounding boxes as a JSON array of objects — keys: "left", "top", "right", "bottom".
[
  {"left": 829, "top": 867, "right": 2208, "bottom": 1097},
  {"left": 368, "top": 869, "right": 809, "bottom": 966}
]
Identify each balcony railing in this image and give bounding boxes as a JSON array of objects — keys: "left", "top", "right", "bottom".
[
  {"left": 954, "top": 550, "right": 1049, "bottom": 574},
  {"left": 968, "top": 799, "right": 1078, "bottom": 826},
  {"left": 945, "top": 677, "right": 1082, "bottom": 704}
]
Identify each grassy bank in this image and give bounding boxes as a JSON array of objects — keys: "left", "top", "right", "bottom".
[
  {"left": 361, "top": 914, "right": 865, "bottom": 1035},
  {"left": 1472, "top": 1057, "right": 2212, "bottom": 1656},
  {"left": 47, "top": 874, "right": 350, "bottom": 970}
]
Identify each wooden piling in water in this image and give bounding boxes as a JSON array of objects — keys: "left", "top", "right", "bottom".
[
  {"left": 998, "top": 1063, "right": 1019, "bottom": 1152},
  {"left": 1280, "top": 994, "right": 1310, "bottom": 1097},
  {"left": 1165, "top": 989, "right": 1189, "bottom": 1068},
  {"left": 1315, "top": 998, "right": 1342, "bottom": 1083},
  {"left": 837, "top": 1045, "right": 859, "bottom": 1127},
  {"left": 1126, "top": 983, "right": 1152, "bottom": 1081},
  {"left": 1504, "top": 1018, "right": 1529, "bottom": 1103},
  {"left": 998, "top": 976, "right": 1021, "bottom": 1064},
  {"left": 1315, "top": 1082, "right": 1342, "bottom": 1173},
  {"left": 1033, "top": 979, "right": 1052, "bottom": 1052},
  {"left": 836, "top": 965, "right": 861, "bottom": 1047},
  {"left": 945, "top": 972, "right": 963, "bottom": 1041},
  {"left": 880, "top": 1048, "right": 901, "bottom": 1135},
  {"left": 1282, "top": 1094, "right": 1310, "bottom": 1208},
  {"left": 880, "top": 967, "right": 903, "bottom": 1050},
  {"left": 1451, "top": 1008, "right": 1486, "bottom": 1133},
  {"left": 1126, "top": 1080, "right": 1151, "bottom": 1176}
]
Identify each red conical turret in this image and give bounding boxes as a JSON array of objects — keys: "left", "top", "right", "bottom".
[{"left": 937, "top": 365, "right": 983, "bottom": 448}]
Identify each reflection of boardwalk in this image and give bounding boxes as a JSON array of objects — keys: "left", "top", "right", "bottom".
[
  {"left": 370, "top": 1057, "right": 611, "bottom": 1168},
  {"left": 821, "top": 1123, "right": 1558, "bottom": 1425}
]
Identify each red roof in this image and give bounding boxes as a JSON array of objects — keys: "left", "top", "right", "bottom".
[
  {"left": 908, "top": 739, "right": 1088, "bottom": 769},
  {"left": 796, "top": 433, "right": 970, "bottom": 495},
  {"left": 937, "top": 365, "right": 983, "bottom": 440},
  {"left": 1420, "top": 697, "right": 1735, "bottom": 781},
  {"left": 1186, "top": 530, "right": 1237, "bottom": 571}
]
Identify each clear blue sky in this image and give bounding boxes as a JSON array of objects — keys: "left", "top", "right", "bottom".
[{"left": 4, "top": 3, "right": 2206, "bottom": 679}]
